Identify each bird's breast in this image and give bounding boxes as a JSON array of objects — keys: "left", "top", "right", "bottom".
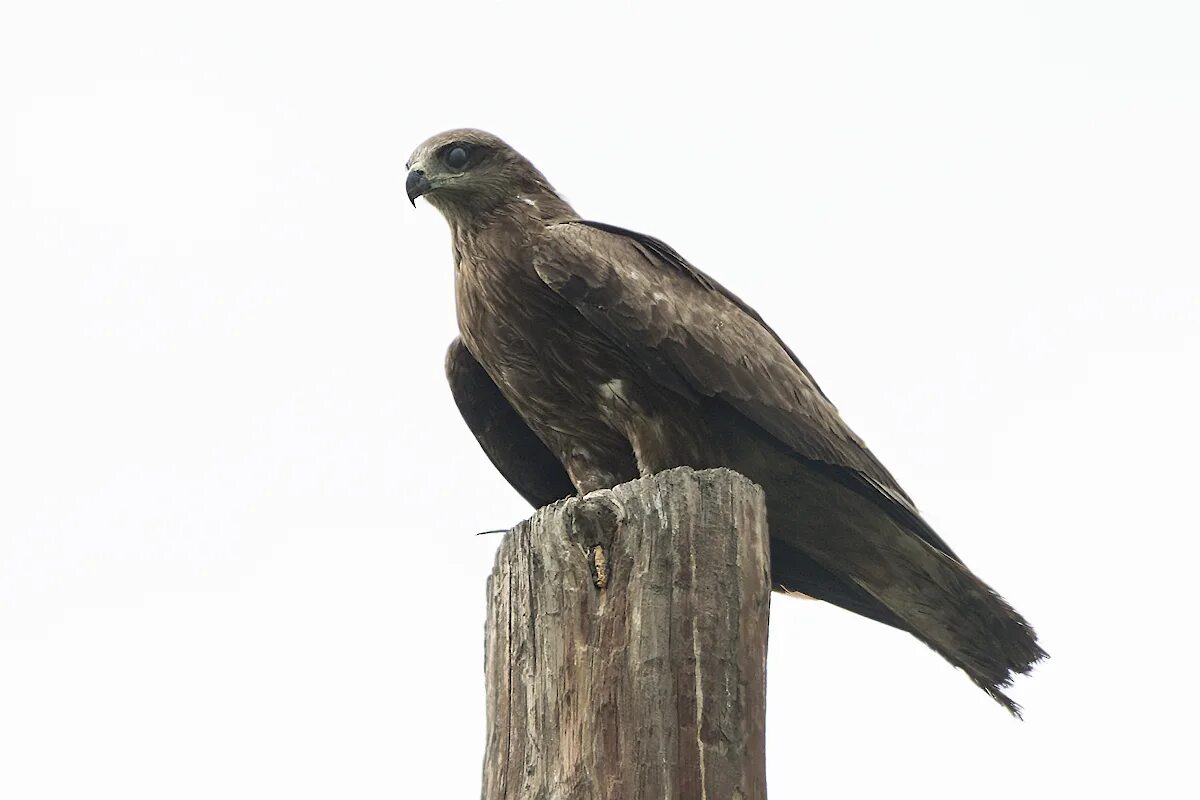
[{"left": 452, "top": 233, "right": 647, "bottom": 438}]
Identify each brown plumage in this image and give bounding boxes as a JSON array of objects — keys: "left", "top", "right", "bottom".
[{"left": 409, "top": 128, "right": 1045, "bottom": 715}]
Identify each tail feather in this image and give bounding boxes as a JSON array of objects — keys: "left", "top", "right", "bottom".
[
  {"left": 849, "top": 554, "right": 1047, "bottom": 717},
  {"left": 762, "top": 458, "right": 1047, "bottom": 715}
]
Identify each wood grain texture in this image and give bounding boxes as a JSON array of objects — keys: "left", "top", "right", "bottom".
[{"left": 482, "top": 467, "right": 770, "bottom": 800}]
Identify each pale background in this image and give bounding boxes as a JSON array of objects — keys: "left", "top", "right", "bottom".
[{"left": 2, "top": 2, "right": 1197, "bottom": 797}]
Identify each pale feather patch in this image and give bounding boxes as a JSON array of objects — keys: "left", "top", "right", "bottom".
[
  {"left": 596, "top": 378, "right": 629, "bottom": 404},
  {"left": 592, "top": 381, "right": 633, "bottom": 424}
]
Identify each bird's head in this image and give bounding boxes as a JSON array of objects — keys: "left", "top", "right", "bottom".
[{"left": 405, "top": 129, "right": 575, "bottom": 225}]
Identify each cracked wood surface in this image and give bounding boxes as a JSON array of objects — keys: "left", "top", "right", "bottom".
[{"left": 482, "top": 467, "right": 770, "bottom": 800}]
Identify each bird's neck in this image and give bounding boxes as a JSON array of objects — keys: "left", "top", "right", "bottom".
[
  {"left": 507, "top": 186, "right": 577, "bottom": 225},
  {"left": 441, "top": 188, "right": 575, "bottom": 237}
]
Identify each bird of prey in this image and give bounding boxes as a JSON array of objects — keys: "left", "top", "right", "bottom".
[{"left": 407, "top": 128, "right": 1044, "bottom": 715}]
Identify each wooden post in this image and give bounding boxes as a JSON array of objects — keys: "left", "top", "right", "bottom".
[{"left": 482, "top": 467, "right": 770, "bottom": 800}]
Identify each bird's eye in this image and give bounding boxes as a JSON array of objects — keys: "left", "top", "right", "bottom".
[{"left": 444, "top": 145, "right": 470, "bottom": 170}]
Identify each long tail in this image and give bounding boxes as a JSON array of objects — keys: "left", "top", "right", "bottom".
[
  {"left": 765, "top": 462, "right": 1047, "bottom": 716},
  {"left": 845, "top": 545, "right": 1046, "bottom": 717}
]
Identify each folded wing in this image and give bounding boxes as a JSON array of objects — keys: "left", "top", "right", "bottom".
[
  {"left": 535, "top": 220, "right": 958, "bottom": 560},
  {"left": 445, "top": 337, "right": 576, "bottom": 508}
]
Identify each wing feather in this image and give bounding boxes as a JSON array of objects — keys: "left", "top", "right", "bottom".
[
  {"left": 535, "top": 221, "right": 959, "bottom": 560},
  {"left": 445, "top": 337, "right": 575, "bottom": 508}
]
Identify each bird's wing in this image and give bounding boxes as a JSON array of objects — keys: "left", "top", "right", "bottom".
[
  {"left": 445, "top": 337, "right": 576, "bottom": 508},
  {"left": 535, "top": 220, "right": 959, "bottom": 560}
]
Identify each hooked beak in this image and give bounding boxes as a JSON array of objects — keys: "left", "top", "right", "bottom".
[{"left": 406, "top": 169, "right": 431, "bottom": 206}]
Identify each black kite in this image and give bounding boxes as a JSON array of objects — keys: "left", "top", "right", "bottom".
[{"left": 408, "top": 129, "right": 1044, "bottom": 715}]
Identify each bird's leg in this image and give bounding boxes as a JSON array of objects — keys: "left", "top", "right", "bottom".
[
  {"left": 561, "top": 444, "right": 627, "bottom": 495},
  {"left": 625, "top": 414, "right": 715, "bottom": 478},
  {"left": 561, "top": 448, "right": 630, "bottom": 590},
  {"left": 571, "top": 471, "right": 619, "bottom": 495}
]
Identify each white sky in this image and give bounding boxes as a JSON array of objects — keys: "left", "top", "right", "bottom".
[{"left": 2, "top": 1, "right": 1197, "bottom": 797}]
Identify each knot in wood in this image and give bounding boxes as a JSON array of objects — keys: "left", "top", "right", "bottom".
[
  {"left": 590, "top": 544, "right": 609, "bottom": 589},
  {"left": 564, "top": 489, "right": 624, "bottom": 589}
]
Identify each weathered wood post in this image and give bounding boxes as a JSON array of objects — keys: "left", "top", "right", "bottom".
[{"left": 482, "top": 467, "right": 770, "bottom": 800}]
